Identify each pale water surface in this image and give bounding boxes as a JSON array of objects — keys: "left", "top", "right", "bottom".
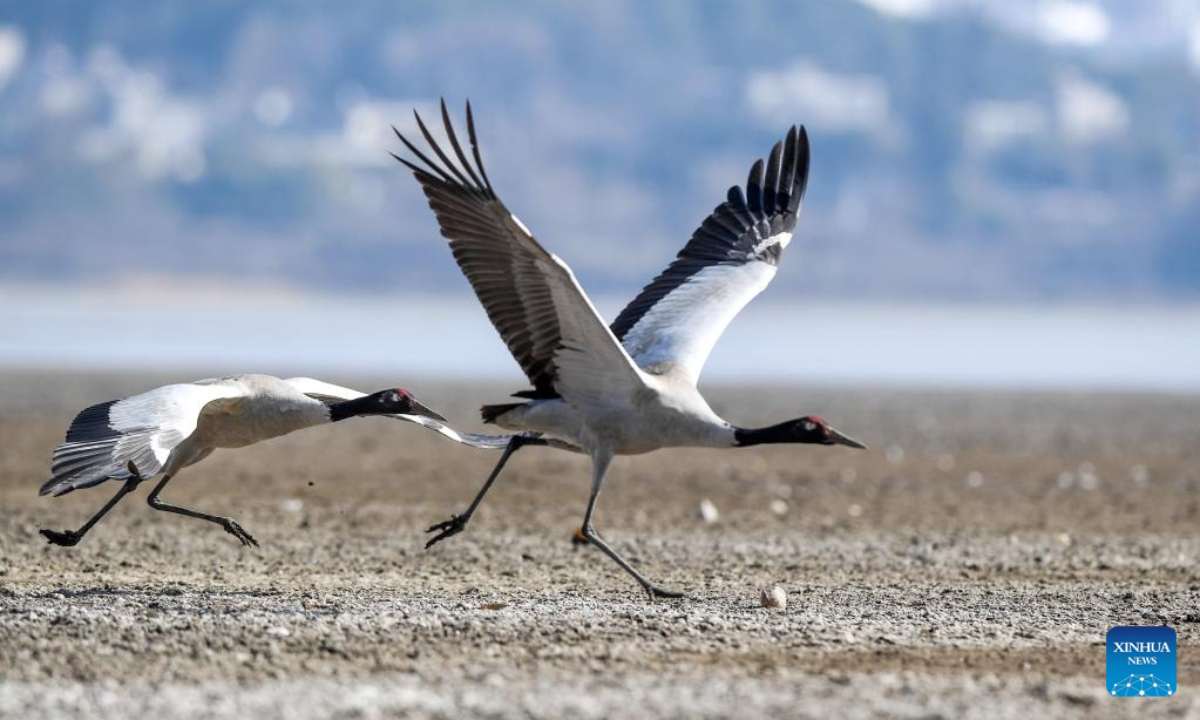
[{"left": 3, "top": 288, "right": 1197, "bottom": 391}]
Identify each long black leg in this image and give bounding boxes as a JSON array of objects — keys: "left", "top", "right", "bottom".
[
  {"left": 578, "top": 449, "right": 685, "bottom": 600},
  {"left": 425, "top": 434, "right": 534, "bottom": 548},
  {"left": 40, "top": 473, "right": 143, "bottom": 547},
  {"left": 145, "top": 473, "right": 258, "bottom": 547}
]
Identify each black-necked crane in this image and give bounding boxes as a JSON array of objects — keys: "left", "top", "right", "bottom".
[
  {"left": 393, "top": 101, "right": 867, "bottom": 598},
  {"left": 39, "top": 374, "right": 512, "bottom": 547}
]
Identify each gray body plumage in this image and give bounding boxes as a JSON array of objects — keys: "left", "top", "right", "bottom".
[
  {"left": 44, "top": 375, "right": 328, "bottom": 497},
  {"left": 43, "top": 374, "right": 512, "bottom": 498}
]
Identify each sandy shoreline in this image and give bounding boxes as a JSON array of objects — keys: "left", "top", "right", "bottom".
[{"left": 1, "top": 371, "right": 1197, "bottom": 718}]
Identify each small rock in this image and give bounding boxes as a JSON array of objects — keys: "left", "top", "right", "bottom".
[
  {"left": 265, "top": 626, "right": 291, "bottom": 638},
  {"left": 769, "top": 499, "right": 789, "bottom": 517},
  {"left": 280, "top": 499, "right": 304, "bottom": 513},
  {"left": 697, "top": 499, "right": 719, "bottom": 524},
  {"left": 1130, "top": 464, "right": 1149, "bottom": 485},
  {"left": 761, "top": 585, "right": 787, "bottom": 610}
]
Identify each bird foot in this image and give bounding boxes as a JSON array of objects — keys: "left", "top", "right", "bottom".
[
  {"left": 425, "top": 513, "right": 469, "bottom": 549},
  {"left": 222, "top": 519, "right": 258, "bottom": 547},
  {"left": 40, "top": 528, "right": 82, "bottom": 547},
  {"left": 644, "top": 584, "right": 686, "bottom": 600}
]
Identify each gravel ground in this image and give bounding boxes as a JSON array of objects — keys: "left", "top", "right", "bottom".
[{"left": 0, "top": 370, "right": 1198, "bottom": 719}]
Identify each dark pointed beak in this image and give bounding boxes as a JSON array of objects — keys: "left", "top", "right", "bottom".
[
  {"left": 828, "top": 427, "right": 867, "bottom": 450},
  {"left": 408, "top": 399, "right": 447, "bottom": 423}
]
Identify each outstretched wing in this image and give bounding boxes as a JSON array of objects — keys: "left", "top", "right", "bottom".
[
  {"left": 282, "top": 377, "right": 513, "bottom": 449},
  {"left": 41, "top": 382, "right": 244, "bottom": 497},
  {"left": 611, "top": 126, "right": 810, "bottom": 383},
  {"left": 392, "top": 100, "right": 647, "bottom": 411}
]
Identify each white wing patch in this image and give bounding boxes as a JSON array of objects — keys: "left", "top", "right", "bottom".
[
  {"left": 282, "top": 377, "right": 366, "bottom": 402},
  {"left": 44, "top": 380, "right": 248, "bottom": 495},
  {"left": 108, "top": 381, "right": 248, "bottom": 468},
  {"left": 510, "top": 213, "right": 533, "bottom": 236},
  {"left": 753, "top": 230, "right": 794, "bottom": 256},
  {"left": 621, "top": 262, "right": 777, "bottom": 381}
]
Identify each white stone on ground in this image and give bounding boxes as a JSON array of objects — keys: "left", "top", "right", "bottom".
[
  {"left": 761, "top": 585, "right": 787, "bottom": 610},
  {"left": 696, "top": 499, "right": 719, "bottom": 524}
]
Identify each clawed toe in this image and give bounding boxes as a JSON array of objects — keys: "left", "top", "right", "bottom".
[
  {"left": 40, "top": 528, "right": 81, "bottom": 547},
  {"left": 425, "top": 515, "right": 459, "bottom": 534},
  {"left": 424, "top": 514, "right": 467, "bottom": 549},
  {"left": 222, "top": 520, "right": 258, "bottom": 547},
  {"left": 646, "top": 584, "right": 686, "bottom": 600}
]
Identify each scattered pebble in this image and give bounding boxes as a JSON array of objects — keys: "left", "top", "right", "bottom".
[
  {"left": 847, "top": 503, "right": 863, "bottom": 518},
  {"left": 1130, "top": 464, "right": 1149, "bottom": 485},
  {"left": 280, "top": 499, "right": 304, "bottom": 513},
  {"left": 1056, "top": 533, "right": 1072, "bottom": 547},
  {"left": 966, "top": 471, "right": 984, "bottom": 488},
  {"left": 697, "top": 499, "right": 719, "bottom": 524},
  {"left": 265, "top": 626, "right": 290, "bottom": 638},
  {"left": 885, "top": 445, "right": 905, "bottom": 465},
  {"left": 1076, "top": 463, "right": 1099, "bottom": 490},
  {"left": 769, "top": 499, "right": 789, "bottom": 517},
  {"left": 760, "top": 585, "right": 787, "bottom": 610},
  {"left": 936, "top": 453, "right": 956, "bottom": 472},
  {"left": 481, "top": 602, "right": 508, "bottom": 611}
]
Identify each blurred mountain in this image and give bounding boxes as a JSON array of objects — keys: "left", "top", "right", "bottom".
[{"left": 1, "top": 0, "right": 1197, "bottom": 302}]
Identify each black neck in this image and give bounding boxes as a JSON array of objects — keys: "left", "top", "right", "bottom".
[
  {"left": 329, "top": 395, "right": 379, "bottom": 422},
  {"left": 733, "top": 421, "right": 796, "bottom": 447}
]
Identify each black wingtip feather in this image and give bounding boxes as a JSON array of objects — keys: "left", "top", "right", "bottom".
[
  {"left": 63, "top": 400, "right": 119, "bottom": 444},
  {"left": 391, "top": 153, "right": 430, "bottom": 177},
  {"left": 413, "top": 109, "right": 474, "bottom": 188},
  {"left": 395, "top": 121, "right": 456, "bottom": 184},
  {"left": 763, "top": 140, "right": 783, "bottom": 215},
  {"left": 791, "top": 125, "right": 812, "bottom": 213},
  {"left": 779, "top": 128, "right": 798, "bottom": 210},
  {"left": 440, "top": 98, "right": 485, "bottom": 192},
  {"left": 746, "top": 158, "right": 765, "bottom": 218},
  {"left": 464, "top": 99, "right": 495, "bottom": 195}
]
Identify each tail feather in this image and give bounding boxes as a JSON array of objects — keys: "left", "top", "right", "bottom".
[
  {"left": 40, "top": 398, "right": 140, "bottom": 497},
  {"left": 480, "top": 402, "right": 523, "bottom": 424}
]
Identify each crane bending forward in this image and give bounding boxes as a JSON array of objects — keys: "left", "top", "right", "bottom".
[
  {"left": 39, "top": 375, "right": 517, "bottom": 547},
  {"left": 394, "top": 101, "right": 866, "bottom": 598}
]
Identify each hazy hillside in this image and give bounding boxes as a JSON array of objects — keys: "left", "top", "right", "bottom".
[{"left": 1, "top": 0, "right": 1198, "bottom": 301}]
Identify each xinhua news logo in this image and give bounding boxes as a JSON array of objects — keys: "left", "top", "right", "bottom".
[{"left": 1107, "top": 626, "right": 1177, "bottom": 697}]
